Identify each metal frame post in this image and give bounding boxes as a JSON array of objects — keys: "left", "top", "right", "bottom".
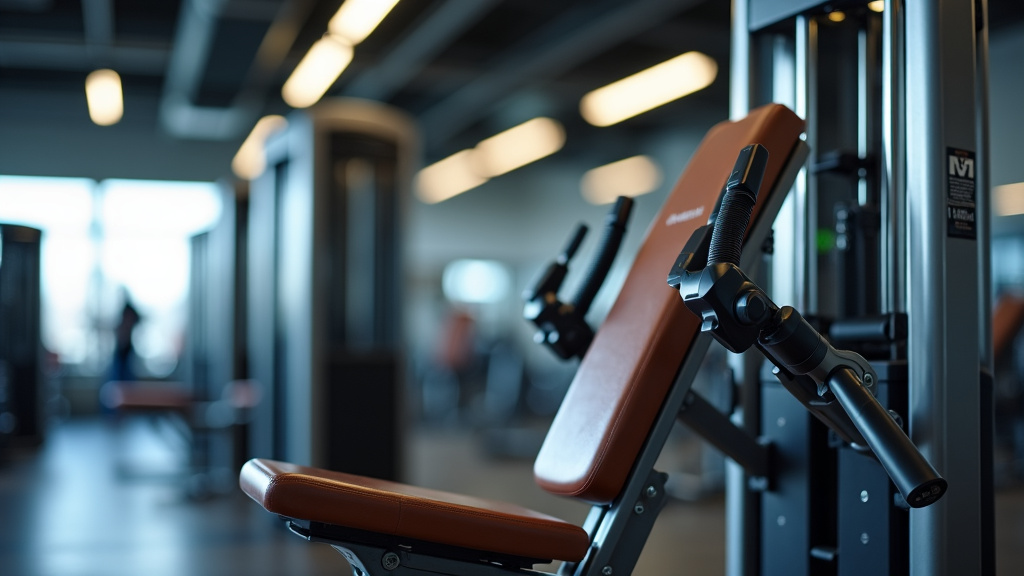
[{"left": 905, "top": 1, "right": 987, "bottom": 574}]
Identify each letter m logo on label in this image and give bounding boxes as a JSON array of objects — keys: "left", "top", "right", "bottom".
[{"left": 949, "top": 154, "right": 974, "bottom": 179}]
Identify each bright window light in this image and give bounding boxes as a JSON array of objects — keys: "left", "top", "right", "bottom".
[
  {"left": 41, "top": 232, "right": 95, "bottom": 364},
  {"left": 282, "top": 35, "right": 354, "bottom": 108},
  {"left": 100, "top": 179, "right": 223, "bottom": 236},
  {"left": 580, "top": 155, "right": 663, "bottom": 205},
  {"left": 101, "top": 234, "right": 190, "bottom": 311},
  {"left": 995, "top": 182, "right": 1024, "bottom": 216},
  {"left": 232, "top": 115, "right": 288, "bottom": 180},
  {"left": 868, "top": 1, "right": 885, "bottom": 13},
  {"left": 415, "top": 149, "right": 488, "bottom": 204},
  {"left": 0, "top": 176, "right": 95, "bottom": 365},
  {"left": 0, "top": 176, "right": 94, "bottom": 231},
  {"left": 329, "top": 0, "right": 401, "bottom": 45},
  {"left": 471, "top": 117, "right": 566, "bottom": 178},
  {"left": 442, "top": 259, "right": 511, "bottom": 304},
  {"left": 85, "top": 68, "right": 124, "bottom": 126},
  {"left": 580, "top": 51, "right": 718, "bottom": 127},
  {"left": 0, "top": 176, "right": 221, "bottom": 375}
]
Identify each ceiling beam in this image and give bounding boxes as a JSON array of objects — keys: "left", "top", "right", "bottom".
[
  {"left": 417, "top": 0, "right": 705, "bottom": 149},
  {"left": 342, "top": 0, "right": 503, "bottom": 102},
  {"left": 0, "top": 40, "right": 168, "bottom": 74},
  {"left": 158, "top": 0, "right": 289, "bottom": 140},
  {"left": 82, "top": 0, "right": 114, "bottom": 50}
]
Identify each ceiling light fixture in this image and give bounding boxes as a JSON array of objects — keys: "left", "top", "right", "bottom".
[
  {"left": 580, "top": 51, "right": 717, "bottom": 127},
  {"left": 415, "top": 149, "right": 488, "bottom": 204},
  {"left": 232, "top": 115, "right": 289, "bottom": 181},
  {"left": 868, "top": 1, "right": 885, "bottom": 13},
  {"left": 329, "top": 0, "right": 401, "bottom": 45},
  {"left": 580, "top": 155, "right": 662, "bottom": 205},
  {"left": 472, "top": 117, "right": 566, "bottom": 178},
  {"left": 416, "top": 117, "right": 566, "bottom": 204},
  {"left": 995, "top": 182, "right": 1024, "bottom": 217},
  {"left": 281, "top": 35, "right": 354, "bottom": 108},
  {"left": 85, "top": 69, "right": 124, "bottom": 126}
]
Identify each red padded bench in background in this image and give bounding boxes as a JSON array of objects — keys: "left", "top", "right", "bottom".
[{"left": 102, "top": 379, "right": 261, "bottom": 494}]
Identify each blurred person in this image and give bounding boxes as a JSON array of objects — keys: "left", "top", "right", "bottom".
[{"left": 110, "top": 297, "right": 141, "bottom": 383}]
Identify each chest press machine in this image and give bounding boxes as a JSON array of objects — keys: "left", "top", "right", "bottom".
[{"left": 240, "top": 101, "right": 951, "bottom": 575}]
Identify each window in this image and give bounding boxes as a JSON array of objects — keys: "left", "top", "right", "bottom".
[{"left": 0, "top": 175, "right": 222, "bottom": 377}]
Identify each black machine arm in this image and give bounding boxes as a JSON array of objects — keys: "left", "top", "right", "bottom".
[
  {"left": 525, "top": 196, "right": 634, "bottom": 360},
  {"left": 667, "top": 144, "right": 947, "bottom": 508}
]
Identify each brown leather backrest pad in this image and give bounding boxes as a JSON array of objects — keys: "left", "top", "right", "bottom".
[{"left": 534, "top": 104, "right": 805, "bottom": 504}]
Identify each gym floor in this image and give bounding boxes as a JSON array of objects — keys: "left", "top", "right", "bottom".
[{"left": 0, "top": 418, "right": 1022, "bottom": 576}]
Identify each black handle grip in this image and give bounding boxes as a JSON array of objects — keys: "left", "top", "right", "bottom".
[
  {"left": 708, "top": 144, "right": 770, "bottom": 266},
  {"left": 559, "top": 223, "right": 588, "bottom": 265},
  {"left": 572, "top": 196, "right": 633, "bottom": 317},
  {"left": 828, "top": 368, "right": 947, "bottom": 508}
]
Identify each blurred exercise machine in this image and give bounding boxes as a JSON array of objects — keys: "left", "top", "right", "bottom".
[
  {"left": 0, "top": 225, "right": 43, "bottom": 459},
  {"left": 246, "top": 99, "right": 417, "bottom": 479}
]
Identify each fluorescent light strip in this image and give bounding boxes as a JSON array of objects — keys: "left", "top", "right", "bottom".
[
  {"left": 995, "top": 182, "right": 1024, "bottom": 217},
  {"left": 282, "top": 35, "right": 354, "bottom": 109},
  {"left": 581, "top": 155, "right": 662, "bottom": 205},
  {"left": 580, "top": 51, "right": 718, "bottom": 127},
  {"left": 329, "top": 0, "right": 401, "bottom": 45},
  {"left": 416, "top": 149, "right": 487, "bottom": 204},
  {"left": 472, "top": 117, "right": 566, "bottom": 178},
  {"left": 415, "top": 117, "right": 567, "bottom": 204},
  {"left": 232, "top": 115, "right": 289, "bottom": 181},
  {"left": 85, "top": 69, "right": 123, "bottom": 126}
]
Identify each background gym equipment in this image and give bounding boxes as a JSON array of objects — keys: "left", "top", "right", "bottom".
[
  {"left": 524, "top": 196, "right": 634, "bottom": 361},
  {"left": 0, "top": 224, "right": 44, "bottom": 454},
  {"left": 246, "top": 99, "right": 417, "bottom": 479}
]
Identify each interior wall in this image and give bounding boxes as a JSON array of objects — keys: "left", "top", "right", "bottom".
[
  {"left": 989, "top": 22, "right": 1024, "bottom": 191},
  {"left": 0, "top": 86, "right": 238, "bottom": 182},
  {"left": 989, "top": 22, "right": 1024, "bottom": 239}
]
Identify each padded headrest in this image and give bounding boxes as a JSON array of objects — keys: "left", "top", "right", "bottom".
[{"left": 534, "top": 104, "right": 805, "bottom": 504}]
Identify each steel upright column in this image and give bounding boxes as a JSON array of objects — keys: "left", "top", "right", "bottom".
[
  {"left": 905, "top": 1, "right": 988, "bottom": 574},
  {"left": 732, "top": 1, "right": 992, "bottom": 574}
]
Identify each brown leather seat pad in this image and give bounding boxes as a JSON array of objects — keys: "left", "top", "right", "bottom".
[
  {"left": 239, "top": 458, "right": 591, "bottom": 562},
  {"left": 534, "top": 104, "right": 805, "bottom": 503}
]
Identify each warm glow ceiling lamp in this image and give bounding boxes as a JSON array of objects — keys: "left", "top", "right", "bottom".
[
  {"left": 85, "top": 69, "right": 124, "bottom": 126},
  {"left": 580, "top": 51, "right": 718, "bottom": 127},
  {"left": 580, "top": 155, "right": 662, "bottom": 205},
  {"left": 415, "top": 149, "right": 488, "bottom": 205},
  {"left": 232, "top": 115, "right": 289, "bottom": 181},
  {"left": 995, "top": 182, "right": 1024, "bottom": 217},
  {"left": 281, "top": 35, "right": 354, "bottom": 109},
  {"left": 416, "top": 117, "right": 566, "bottom": 204},
  {"left": 281, "top": 0, "right": 400, "bottom": 109},
  {"left": 329, "top": 0, "right": 401, "bottom": 45},
  {"left": 472, "top": 117, "right": 566, "bottom": 178}
]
